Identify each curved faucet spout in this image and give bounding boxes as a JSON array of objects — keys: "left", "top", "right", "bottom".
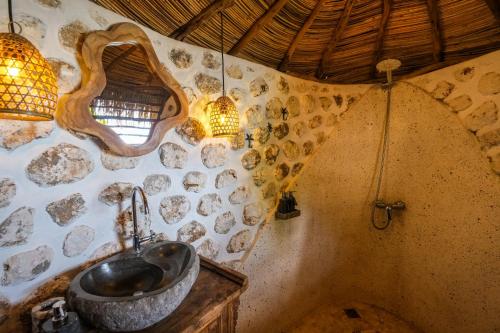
[{"left": 131, "top": 186, "right": 154, "bottom": 253}]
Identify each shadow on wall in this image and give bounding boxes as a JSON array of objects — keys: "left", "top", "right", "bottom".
[{"left": 237, "top": 81, "right": 500, "bottom": 333}]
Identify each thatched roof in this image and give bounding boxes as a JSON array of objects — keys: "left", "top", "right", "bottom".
[{"left": 91, "top": 0, "right": 500, "bottom": 83}]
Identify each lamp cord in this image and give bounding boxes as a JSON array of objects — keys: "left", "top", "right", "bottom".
[
  {"left": 220, "top": 11, "right": 225, "bottom": 97},
  {"left": 8, "top": 0, "right": 14, "bottom": 33}
]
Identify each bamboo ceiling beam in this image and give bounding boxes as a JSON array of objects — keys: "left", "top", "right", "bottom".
[
  {"left": 279, "top": 0, "right": 327, "bottom": 72},
  {"left": 169, "top": 0, "right": 235, "bottom": 41},
  {"left": 316, "top": 0, "right": 354, "bottom": 80},
  {"left": 229, "top": 0, "right": 290, "bottom": 56},
  {"left": 425, "top": 0, "right": 444, "bottom": 63},
  {"left": 371, "top": 0, "right": 392, "bottom": 78},
  {"left": 104, "top": 45, "right": 138, "bottom": 73},
  {"left": 483, "top": 0, "right": 500, "bottom": 21}
]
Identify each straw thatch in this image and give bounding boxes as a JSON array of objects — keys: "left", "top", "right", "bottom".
[{"left": 92, "top": 0, "right": 500, "bottom": 83}]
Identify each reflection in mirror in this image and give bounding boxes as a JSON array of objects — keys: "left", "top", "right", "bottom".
[{"left": 90, "top": 44, "right": 178, "bottom": 145}]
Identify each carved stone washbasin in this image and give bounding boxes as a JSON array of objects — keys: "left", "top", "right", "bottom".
[{"left": 68, "top": 241, "right": 200, "bottom": 331}]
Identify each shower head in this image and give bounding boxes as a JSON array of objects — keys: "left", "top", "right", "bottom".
[{"left": 376, "top": 59, "right": 402, "bottom": 84}]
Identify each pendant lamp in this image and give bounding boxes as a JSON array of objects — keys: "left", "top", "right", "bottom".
[
  {"left": 209, "top": 11, "right": 239, "bottom": 137},
  {"left": 0, "top": 0, "right": 58, "bottom": 120}
]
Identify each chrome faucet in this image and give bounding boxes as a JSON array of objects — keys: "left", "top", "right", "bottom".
[{"left": 131, "top": 186, "right": 156, "bottom": 253}]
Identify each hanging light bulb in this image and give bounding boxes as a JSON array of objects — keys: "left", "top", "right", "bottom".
[
  {"left": 210, "top": 11, "right": 239, "bottom": 137},
  {"left": 0, "top": 0, "right": 58, "bottom": 121}
]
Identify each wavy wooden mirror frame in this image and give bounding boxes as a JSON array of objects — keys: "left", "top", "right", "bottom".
[{"left": 56, "top": 22, "right": 188, "bottom": 157}]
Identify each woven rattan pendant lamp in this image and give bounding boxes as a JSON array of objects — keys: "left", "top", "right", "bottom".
[
  {"left": 0, "top": 0, "right": 58, "bottom": 120},
  {"left": 209, "top": 11, "right": 239, "bottom": 137}
]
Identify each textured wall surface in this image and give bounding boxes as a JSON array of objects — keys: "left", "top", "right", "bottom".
[
  {"left": 238, "top": 71, "right": 500, "bottom": 333},
  {"left": 0, "top": 0, "right": 367, "bottom": 330}
]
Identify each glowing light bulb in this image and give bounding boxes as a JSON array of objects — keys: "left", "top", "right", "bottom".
[
  {"left": 7, "top": 66, "right": 20, "bottom": 77},
  {"left": 220, "top": 114, "right": 226, "bottom": 124}
]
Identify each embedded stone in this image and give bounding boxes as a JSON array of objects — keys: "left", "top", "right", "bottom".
[
  {"left": 463, "top": 101, "right": 498, "bottom": 132},
  {"left": 177, "top": 221, "right": 206, "bottom": 243},
  {"left": 47, "top": 58, "right": 80, "bottom": 94},
  {"left": 59, "top": 20, "right": 89, "bottom": 52},
  {"left": 0, "top": 178, "right": 15, "bottom": 208},
  {"left": 246, "top": 66, "right": 255, "bottom": 72},
  {"left": 302, "top": 95, "right": 316, "bottom": 113},
  {"left": 183, "top": 87, "right": 197, "bottom": 105},
  {"left": 1, "top": 245, "right": 53, "bottom": 285},
  {"left": 196, "top": 239, "right": 219, "bottom": 260},
  {"left": 326, "top": 114, "right": 338, "bottom": 127},
  {"left": 227, "top": 230, "right": 252, "bottom": 253},
  {"left": 176, "top": 117, "right": 206, "bottom": 146},
  {"left": 303, "top": 140, "right": 314, "bottom": 155},
  {"left": 250, "top": 128, "right": 267, "bottom": 147},
  {"left": 246, "top": 105, "right": 265, "bottom": 129},
  {"left": 183, "top": 171, "right": 207, "bottom": 192},
  {"left": 159, "top": 142, "right": 188, "bottom": 169},
  {"left": 275, "top": 163, "right": 290, "bottom": 181},
  {"left": 116, "top": 204, "right": 150, "bottom": 238},
  {"left": 319, "top": 97, "right": 332, "bottom": 111},
  {"left": 0, "top": 120, "right": 53, "bottom": 150},
  {"left": 447, "top": 94, "right": 472, "bottom": 112},
  {"left": 226, "top": 64, "right": 243, "bottom": 79},
  {"left": 195, "top": 73, "right": 222, "bottom": 95},
  {"left": 169, "top": 48, "right": 193, "bottom": 69},
  {"left": 431, "top": 81, "right": 455, "bottom": 100},
  {"left": 490, "top": 152, "right": 500, "bottom": 175},
  {"left": 315, "top": 131, "right": 327, "bottom": 145},
  {"left": 90, "top": 242, "right": 121, "bottom": 261},
  {"left": 143, "top": 174, "right": 171, "bottom": 196},
  {"left": 249, "top": 77, "right": 269, "bottom": 97},
  {"left": 286, "top": 96, "right": 300, "bottom": 118},
  {"left": 0, "top": 207, "right": 33, "bottom": 247},
  {"left": 100, "top": 150, "right": 139, "bottom": 170},
  {"left": 266, "top": 97, "right": 283, "bottom": 119},
  {"left": 1, "top": 14, "right": 46, "bottom": 48},
  {"left": 62, "top": 225, "right": 94, "bottom": 257},
  {"left": 229, "top": 88, "right": 245, "bottom": 103},
  {"left": 308, "top": 115, "right": 323, "bottom": 129},
  {"left": 201, "top": 143, "right": 227, "bottom": 168},
  {"left": 46, "top": 193, "right": 86, "bottom": 226},
  {"left": 334, "top": 94, "right": 343, "bottom": 107},
  {"left": 477, "top": 128, "right": 500, "bottom": 148},
  {"left": 202, "top": 52, "right": 221, "bottom": 69},
  {"left": 264, "top": 144, "right": 280, "bottom": 165},
  {"left": 273, "top": 123, "right": 289, "bottom": 140},
  {"left": 98, "top": 183, "right": 133, "bottom": 206},
  {"left": 36, "top": 0, "right": 61, "bottom": 7},
  {"left": 478, "top": 72, "right": 500, "bottom": 95},
  {"left": 262, "top": 182, "right": 277, "bottom": 199},
  {"left": 277, "top": 76, "right": 289, "bottom": 94},
  {"left": 293, "top": 121, "right": 307, "bottom": 137},
  {"left": 241, "top": 149, "right": 261, "bottom": 170},
  {"left": 454, "top": 67, "right": 475, "bottom": 82},
  {"left": 159, "top": 195, "right": 190, "bottom": 224},
  {"left": 197, "top": 194, "right": 222, "bottom": 216},
  {"left": 347, "top": 94, "right": 360, "bottom": 108},
  {"left": 229, "top": 129, "right": 245, "bottom": 150},
  {"left": 214, "top": 211, "right": 236, "bottom": 234},
  {"left": 252, "top": 168, "right": 267, "bottom": 186},
  {"left": 89, "top": 9, "right": 109, "bottom": 27},
  {"left": 243, "top": 203, "right": 263, "bottom": 226},
  {"left": 291, "top": 162, "right": 304, "bottom": 176},
  {"left": 283, "top": 140, "right": 300, "bottom": 160},
  {"left": 26, "top": 143, "right": 94, "bottom": 187},
  {"left": 229, "top": 186, "right": 251, "bottom": 204},
  {"left": 215, "top": 169, "right": 237, "bottom": 189}
]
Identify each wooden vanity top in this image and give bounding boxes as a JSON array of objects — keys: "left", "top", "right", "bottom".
[{"left": 102, "top": 257, "right": 248, "bottom": 333}]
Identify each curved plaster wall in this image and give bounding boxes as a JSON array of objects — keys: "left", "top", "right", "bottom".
[{"left": 238, "top": 81, "right": 500, "bottom": 333}]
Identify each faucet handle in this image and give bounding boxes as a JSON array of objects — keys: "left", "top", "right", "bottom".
[
  {"left": 149, "top": 230, "right": 156, "bottom": 241},
  {"left": 392, "top": 201, "right": 406, "bottom": 210}
]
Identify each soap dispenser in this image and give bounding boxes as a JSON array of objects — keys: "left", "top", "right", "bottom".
[{"left": 41, "top": 300, "right": 85, "bottom": 333}]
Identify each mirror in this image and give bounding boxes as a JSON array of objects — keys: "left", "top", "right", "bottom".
[{"left": 57, "top": 23, "right": 188, "bottom": 156}]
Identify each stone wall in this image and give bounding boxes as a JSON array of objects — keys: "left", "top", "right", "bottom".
[
  {"left": 0, "top": 0, "right": 367, "bottom": 330},
  {"left": 237, "top": 53, "right": 500, "bottom": 333}
]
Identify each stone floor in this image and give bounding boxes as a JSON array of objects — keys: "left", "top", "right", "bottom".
[{"left": 289, "top": 302, "right": 420, "bottom": 333}]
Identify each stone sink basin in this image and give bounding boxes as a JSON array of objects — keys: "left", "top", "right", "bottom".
[{"left": 67, "top": 241, "right": 200, "bottom": 331}]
